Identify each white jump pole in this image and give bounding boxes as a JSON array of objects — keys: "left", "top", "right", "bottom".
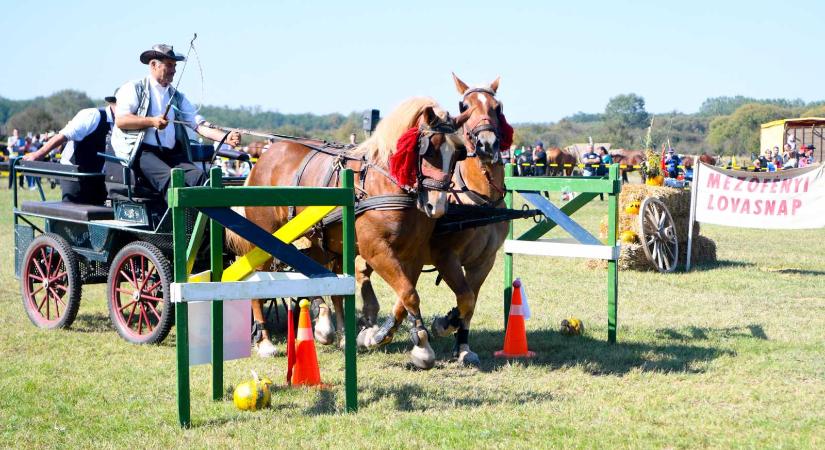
[{"left": 685, "top": 161, "right": 700, "bottom": 271}]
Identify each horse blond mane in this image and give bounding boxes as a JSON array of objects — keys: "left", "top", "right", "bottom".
[{"left": 351, "top": 97, "right": 448, "bottom": 166}]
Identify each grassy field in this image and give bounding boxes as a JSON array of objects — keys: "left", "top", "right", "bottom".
[{"left": 0, "top": 182, "right": 823, "bottom": 449}]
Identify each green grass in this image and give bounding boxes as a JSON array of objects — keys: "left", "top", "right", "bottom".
[{"left": 1, "top": 183, "right": 823, "bottom": 449}]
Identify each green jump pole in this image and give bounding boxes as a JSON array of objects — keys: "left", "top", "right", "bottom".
[
  {"left": 607, "top": 164, "right": 620, "bottom": 344},
  {"left": 503, "top": 163, "right": 514, "bottom": 329},
  {"left": 341, "top": 169, "right": 358, "bottom": 412},
  {"left": 209, "top": 167, "right": 225, "bottom": 400},
  {"left": 171, "top": 169, "right": 191, "bottom": 428}
]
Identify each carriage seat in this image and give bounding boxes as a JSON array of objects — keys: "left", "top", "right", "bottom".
[{"left": 20, "top": 201, "right": 114, "bottom": 221}]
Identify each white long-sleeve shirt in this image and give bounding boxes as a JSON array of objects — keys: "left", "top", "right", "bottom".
[{"left": 114, "top": 76, "right": 198, "bottom": 149}]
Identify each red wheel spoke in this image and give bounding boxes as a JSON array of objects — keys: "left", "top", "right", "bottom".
[
  {"left": 50, "top": 271, "right": 67, "bottom": 282},
  {"left": 46, "top": 247, "right": 55, "bottom": 276},
  {"left": 138, "top": 304, "right": 146, "bottom": 334},
  {"left": 138, "top": 265, "right": 157, "bottom": 293},
  {"left": 48, "top": 287, "right": 64, "bottom": 305},
  {"left": 54, "top": 295, "right": 61, "bottom": 317},
  {"left": 119, "top": 270, "right": 136, "bottom": 287},
  {"left": 32, "top": 258, "right": 47, "bottom": 280},
  {"left": 141, "top": 304, "right": 154, "bottom": 332},
  {"left": 118, "top": 300, "right": 137, "bottom": 312},
  {"left": 37, "top": 290, "right": 49, "bottom": 314},
  {"left": 125, "top": 302, "right": 138, "bottom": 329},
  {"left": 146, "top": 301, "right": 162, "bottom": 321},
  {"left": 46, "top": 290, "right": 51, "bottom": 320},
  {"left": 140, "top": 294, "right": 164, "bottom": 302},
  {"left": 115, "top": 287, "right": 134, "bottom": 295},
  {"left": 39, "top": 248, "right": 50, "bottom": 275},
  {"left": 29, "top": 273, "right": 44, "bottom": 282},
  {"left": 30, "top": 285, "right": 44, "bottom": 296},
  {"left": 143, "top": 280, "right": 162, "bottom": 294},
  {"left": 129, "top": 259, "right": 138, "bottom": 289}
]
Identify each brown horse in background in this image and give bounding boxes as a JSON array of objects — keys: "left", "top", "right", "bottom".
[
  {"left": 226, "top": 97, "right": 470, "bottom": 369},
  {"left": 546, "top": 147, "right": 577, "bottom": 175},
  {"left": 357, "top": 74, "right": 511, "bottom": 366},
  {"left": 609, "top": 149, "right": 646, "bottom": 182}
]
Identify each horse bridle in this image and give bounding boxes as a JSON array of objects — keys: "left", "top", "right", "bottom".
[
  {"left": 415, "top": 117, "right": 466, "bottom": 192},
  {"left": 458, "top": 87, "right": 504, "bottom": 161}
]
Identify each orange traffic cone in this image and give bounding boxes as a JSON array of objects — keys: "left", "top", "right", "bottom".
[
  {"left": 291, "top": 299, "right": 322, "bottom": 386},
  {"left": 495, "top": 279, "right": 536, "bottom": 358}
]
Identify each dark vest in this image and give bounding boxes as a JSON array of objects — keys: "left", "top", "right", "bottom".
[{"left": 72, "top": 108, "right": 111, "bottom": 172}]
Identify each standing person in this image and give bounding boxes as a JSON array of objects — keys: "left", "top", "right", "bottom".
[
  {"left": 23, "top": 93, "right": 119, "bottom": 204},
  {"left": 581, "top": 145, "right": 600, "bottom": 177},
  {"left": 6, "top": 129, "right": 21, "bottom": 188},
  {"left": 518, "top": 146, "right": 533, "bottom": 176},
  {"left": 665, "top": 148, "right": 682, "bottom": 178},
  {"left": 500, "top": 144, "right": 513, "bottom": 166},
  {"left": 532, "top": 141, "right": 547, "bottom": 176},
  {"left": 111, "top": 43, "right": 241, "bottom": 196},
  {"left": 596, "top": 146, "right": 612, "bottom": 200}
]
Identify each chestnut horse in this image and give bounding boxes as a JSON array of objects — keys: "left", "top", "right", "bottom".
[
  {"left": 356, "top": 75, "right": 511, "bottom": 366},
  {"left": 609, "top": 149, "right": 646, "bottom": 182},
  {"left": 546, "top": 147, "right": 577, "bottom": 176},
  {"left": 226, "top": 97, "right": 470, "bottom": 369}
]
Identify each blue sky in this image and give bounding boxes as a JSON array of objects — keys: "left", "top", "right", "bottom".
[{"left": 3, "top": 0, "right": 822, "bottom": 123}]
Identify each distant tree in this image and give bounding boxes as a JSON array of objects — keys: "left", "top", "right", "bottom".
[
  {"left": 801, "top": 104, "right": 825, "bottom": 117},
  {"left": 700, "top": 96, "right": 805, "bottom": 116},
  {"left": 564, "top": 111, "right": 603, "bottom": 123},
  {"left": 43, "top": 90, "right": 95, "bottom": 126},
  {"left": 604, "top": 93, "right": 649, "bottom": 147},
  {"left": 7, "top": 106, "right": 59, "bottom": 135},
  {"left": 706, "top": 103, "right": 791, "bottom": 155}
]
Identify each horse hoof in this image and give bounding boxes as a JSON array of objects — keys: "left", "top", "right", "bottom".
[
  {"left": 356, "top": 325, "right": 380, "bottom": 349},
  {"left": 314, "top": 303, "right": 337, "bottom": 345},
  {"left": 410, "top": 329, "right": 435, "bottom": 370},
  {"left": 255, "top": 339, "right": 277, "bottom": 358},
  {"left": 457, "top": 348, "right": 480, "bottom": 368}
]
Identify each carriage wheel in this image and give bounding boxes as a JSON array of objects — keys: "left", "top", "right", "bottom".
[
  {"left": 638, "top": 197, "right": 679, "bottom": 273},
  {"left": 107, "top": 242, "right": 173, "bottom": 344},
  {"left": 21, "top": 234, "right": 82, "bottom": 329}
]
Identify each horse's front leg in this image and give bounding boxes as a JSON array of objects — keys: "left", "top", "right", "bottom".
[
  {"left": 358, "top": 253, "right": 435, "bottom": 369},
  {"left": 252, "top": 299, "right": 278, "bottom": 357},
  {"left": 431, "top": 253, "right": 479, "bottom": 367},
  {"left": 355, "top": 256, "right": 380, "bottom": 327}
]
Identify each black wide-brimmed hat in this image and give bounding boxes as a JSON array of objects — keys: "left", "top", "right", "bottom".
[
  {"left": 104, "top": 88, "right": 119, "bottom": 103},
  {"left": 139, "top": 44, "right": 186, "bottom": 64}
]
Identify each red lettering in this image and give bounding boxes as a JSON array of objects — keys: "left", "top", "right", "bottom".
[
  {"left": 730, "top": 197, "right": 741, "bottom": 212},
  {"left": 718, "top": 196, "right": 729, "bottom": 211},
  {"left": 707, "top": 173, "right": 721, "bottom": 189},
  {"left": 734, "top": 177, "right": 746, "bottom": 191},
  {"left": 723, "top": 176, "right": 732, "bottom": 190},
  {"left": 803, "top": 177, "right": 810, "bottom": 193},
  {"left": 777, "top": 201, "right": 788, "bottom": 216},
  {"left": 761, "top": 178, "right": 770, "bottom": 193},
  {"left": 764, "top": 200, "right": 776, "bottom": 215},
  {"left": 707, "top": 194, "right": 715, "bottom": 210},
  {"left": 747, "top": 179, "right": 759, "bottom": 192},
  {"left": 780, "top": 178, "right": 792, "bottom": 193},
  {"left": 754, "top": 199, "right": 763, "bottom": 214},
  {"left": 740, "top": 199, "right": 750, "bottom": 214},
  {"left": 792, "top": 199, "right": 802, "bottom": 215},
  {"left": 770, "top": 178, "right": 779, "bottom": 194},
  {"left": 793, "top": 178, "right": 803, "bottom": 193}
]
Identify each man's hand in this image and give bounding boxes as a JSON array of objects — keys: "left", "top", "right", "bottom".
[
  {"left": 152, "top": 116, "right": 169, "bottom": 130},
  {"left": 22, "top": 152, "right": 40, "bottom": 161},
  {"left": 226, "top": 131, "right": 241, "bottom": 148}
]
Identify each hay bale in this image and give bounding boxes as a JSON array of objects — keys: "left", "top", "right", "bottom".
[{"left": 585, "top": 184, "right": 717, "bottom": 271}]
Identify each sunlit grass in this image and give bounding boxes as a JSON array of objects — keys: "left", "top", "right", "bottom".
[{"left": 1, "top": 182, "right": 823, "bottom": 448}]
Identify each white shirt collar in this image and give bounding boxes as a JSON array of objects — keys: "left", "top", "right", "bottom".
[{"left": 148, "top": 76, "right": 172, "bottom": 95}]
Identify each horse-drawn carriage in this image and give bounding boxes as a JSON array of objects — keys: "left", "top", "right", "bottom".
[{"left": 11, "top": 143, "right": 250, "bottom": 344}]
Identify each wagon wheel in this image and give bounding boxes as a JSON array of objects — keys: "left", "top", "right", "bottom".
[
  {"left": 21, "top": 234, "right": 82, "bottom": 329},
  {"left": 638, "top": 197, "right": 679, "bottom": 273},
  {"left": 107, "top": 242, "right": 174, "bottom": 344}
]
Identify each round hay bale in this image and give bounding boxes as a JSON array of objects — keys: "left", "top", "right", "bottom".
[{"left": 585, "top": 183, "right": 717, "bottom": 271}]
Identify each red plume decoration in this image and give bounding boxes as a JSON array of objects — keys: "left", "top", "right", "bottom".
[
  {"left": 498, "top": 112, "right": 514, "bottom": 151},
  {"left": 391, "top": 127, "right": 420, "bottom": 189}
]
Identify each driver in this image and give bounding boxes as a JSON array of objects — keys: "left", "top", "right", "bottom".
[{"left": 111, "top": 43, "right": 241, "bottom": 195}]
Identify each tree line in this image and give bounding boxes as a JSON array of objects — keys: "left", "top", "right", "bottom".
[{"left": 3, "top": 90, "right": 824, "bottom": 156}]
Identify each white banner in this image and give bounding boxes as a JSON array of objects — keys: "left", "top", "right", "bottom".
[{"left": 693, "top": 163, "right": 825, "bottom": 229}]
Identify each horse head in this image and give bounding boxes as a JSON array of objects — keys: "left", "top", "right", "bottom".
[
  {"left": 452, "top": 73, "right": 512, "bottom": 164},
  {"left": 391, "top": 105, "right": 471, "bottom": 218}
]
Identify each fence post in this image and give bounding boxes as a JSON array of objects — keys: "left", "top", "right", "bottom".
[
  {"left": 171, "top": 169, "right": 191, "bottom": 428},
  {"left": 503, "top": 163, "right": 514, "bottom": 329},
  {"left": 607, "top": 164, "right": 619, "bottom": 344},
  {"left": 341, "top": 169, "right": 358, "bottom": 412},
  {"left": 209, "top": 167, "right": 224, "bottom": 400}
]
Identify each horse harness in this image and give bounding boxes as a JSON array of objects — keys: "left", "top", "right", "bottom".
[{"left": 458, "top": 86, "right": 503, "bottom": 160}]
